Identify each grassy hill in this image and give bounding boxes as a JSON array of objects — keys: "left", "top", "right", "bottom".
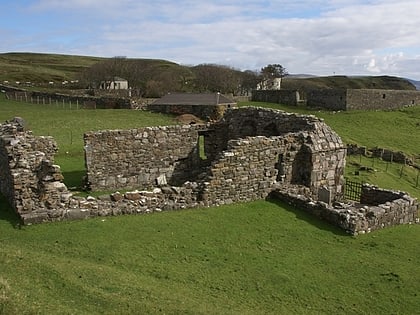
[
  {"left": 0, "top": 52, "right": 103, "bottom": 83},
  {"left": 0, "top": 52, "right": 417, "bottom": 92},
  {"left": 0, "top": 95, "right": 419, "bottom": 314},
  {"left": 282, "top": 75, "right": 416, "bottom": 91}
]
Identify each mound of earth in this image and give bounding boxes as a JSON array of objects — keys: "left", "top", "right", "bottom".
[{"left": 176, "top": 114, "right": 205, "bottom": 125}]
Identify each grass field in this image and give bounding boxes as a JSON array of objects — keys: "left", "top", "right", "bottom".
[{"left": 0, "top": 94, "right": 419, "bottom": 314}]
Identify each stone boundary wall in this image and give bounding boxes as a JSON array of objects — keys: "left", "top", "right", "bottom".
[
  {"left": 253, "top": 88, "right": 420, "bottom": 111},
  {"left": 306, "top": 89, "right": 348, "bottom": 110},
  {"left": 346, "top": 144, "right": 419, "bottom": 168},
  {"left": 251, "top": 90, "right": 304, "bottom": 106},
  {"left": 346, "top": 89, "right": 420, "bottom": 110}
]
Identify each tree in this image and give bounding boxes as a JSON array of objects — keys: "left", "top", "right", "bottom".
[
  {"left": 259, "top": 64, "right": 288, "bottom": 90},
  {"left": 260, "top": 64, "right": 288, "bottom": 80}
]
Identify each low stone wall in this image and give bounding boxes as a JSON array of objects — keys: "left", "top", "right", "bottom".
[{"left": 270, "top": 184, "right": 418, "bottom": 235}]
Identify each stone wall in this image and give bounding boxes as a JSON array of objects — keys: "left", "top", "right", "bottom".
[
  {"left": 254, "top": 88, "right": 420, "bottom": 111},
  {"left": 252, "top": 90, "right": 305, "bottom": 106},
  {"left": 84, "top": 125, "right": 207, "bottom": 191},
  {"left": 306, "top": 89, "right": 348, "bottom": 110},
  {"left": 270, "top": 184, "right": 418, "bottom": 235},
  {"left": 0, "top": 118, "right": 71, "bottom": 224},
  {"left": 147, "top": 103, "right": 235, "bottom": 121},
  {"left": 346, "top": 89, "right": 420, "bottom": 110},
  {"left": 84, "top": 107, "right": 346, "bottom": 202}
]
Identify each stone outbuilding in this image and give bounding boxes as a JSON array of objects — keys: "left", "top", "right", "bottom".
[{"left": 148, "top": 92, "right": 237, "bottom": 121}]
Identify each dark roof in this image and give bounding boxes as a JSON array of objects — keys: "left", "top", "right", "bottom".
[{"left": 152, "top": 93, "right": 236, "bottom": 106}]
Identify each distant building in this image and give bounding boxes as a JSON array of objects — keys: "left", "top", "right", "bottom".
[
  {"left": 100, "top": 77, "right": 128, "bottom": 90},
  {"left": 149, "top": 92, "right": 237, "bottom": 121},
  {"left": 256, "top": 78, "right": 282, "bottom": 90}
]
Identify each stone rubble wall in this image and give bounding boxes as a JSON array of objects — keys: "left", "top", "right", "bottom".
[
  {"left": 84, "top": 124, "right": 206, "bottom": 191},
  {"left": 346, "top": 144, "right": 419, "bottom": 168},
  {"left": 0, "top": 118, "right": 71, "bottom": 223},
  {"left": 270, "top": 184, "right": 418, "bottom": 235}
]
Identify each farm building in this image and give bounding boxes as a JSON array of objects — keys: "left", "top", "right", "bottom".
[
  {"left": 99, "top": 77, "right": 128, "bottom": 90},
  {"left": 148, "top": 92, "right": 237, "bottom": 121}
]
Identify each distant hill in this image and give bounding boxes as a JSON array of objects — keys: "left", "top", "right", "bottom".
[
  {"left": 406, "top": 79, "right": 420, "bottom": 90},
  {"left": 0, "top": 52, "right": 417, "bottom": 93},
  {"left": 282, "top": 75, "right": 417, "bottom": 91}
]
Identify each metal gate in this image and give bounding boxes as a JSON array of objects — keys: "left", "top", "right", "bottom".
[{"left": 344, "top": 179, "right": 362, "bottom": 202}]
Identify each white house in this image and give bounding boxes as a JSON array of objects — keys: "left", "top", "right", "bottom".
[{"left": 100, "top": 77, "right": 128, "bottom": 90}]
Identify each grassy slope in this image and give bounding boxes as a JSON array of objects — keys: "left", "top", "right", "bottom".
[
  {"left": 1, "top": 198, "right": 419, "bottom": 314},
  {"left": 0, "top": 52, "right": 103, "bottom": 83}
]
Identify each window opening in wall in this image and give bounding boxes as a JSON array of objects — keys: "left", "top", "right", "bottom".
[
  {"left": 276, "top": 154, "right": 285, "bottom": 182},
  {"left": 198, "top": 135, "right": 207, "bottom": 160},
  {"left": 291, "top": 146, "right": 311, "bottom": 186},
  {"left": 382, "top": 94, "right": 386, "bottom": 99},
  {"left": 412, "top": 100, "right": 415, "bottom": 105}
]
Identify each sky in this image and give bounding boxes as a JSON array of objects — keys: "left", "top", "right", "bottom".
[{"left": 1, "top": 0, "right": 420, "bottom": 80}]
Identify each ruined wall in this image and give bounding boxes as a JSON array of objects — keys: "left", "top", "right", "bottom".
[
  {"left": 346, "top": 89, "right": 420, "bottom": 110},
  {"left": 209, "top": 108, "right": 346, "bottom": 200},
  {"left": 0, "top": 118, "right": 71, "bottom": 224},
  {"left": 201, "top": 136, "right": 295, "bottom": 206},
  {"left": 84, "top": 124, "right": 206, "bottom": 191},
  {"left": 0, "top": 114, "right": 417, "bottom": 234},
  {"left": 271, "top": 185, "right": 418, "bottom": 235},
  {"left": 251, "top": 90, "right": 304, "bottom": 106}
]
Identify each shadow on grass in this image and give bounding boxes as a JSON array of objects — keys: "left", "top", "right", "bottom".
[
  {"left": 266, "top": 197, "right": 349, "bottom": 237},
  {"left": 0, "top": 194, "right": 22, "bottom": 228},
  {"left": 62, "top": 170, "right": 86, "bottom": 189}
]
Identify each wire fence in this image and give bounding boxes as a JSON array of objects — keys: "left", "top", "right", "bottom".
[{"left": 6, "top": 93, "right": 82, "bottom": 110}]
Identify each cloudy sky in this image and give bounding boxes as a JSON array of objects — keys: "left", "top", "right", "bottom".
[{"left": 2, "top": 0, "right": 420, "bottom": 79}]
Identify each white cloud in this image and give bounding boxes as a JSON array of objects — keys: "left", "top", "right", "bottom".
[{"left": 2, "top": 0, "right": 420, "bottom": 79}]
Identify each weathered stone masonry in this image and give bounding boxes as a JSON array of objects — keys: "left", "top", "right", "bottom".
[
  {"left": 253, "top": 88, "right": 420, "bottom": 111},
  {"left": 0, "top": 108, "right": 418, "bottom": 234}
]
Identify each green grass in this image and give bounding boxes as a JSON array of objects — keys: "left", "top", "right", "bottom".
[
  {"left": 1, "top": 198, "right": 419, "bottom": 314},
  {"left": 0, "top": 52, "right": 102, "bottom": 83},
  {"left": 0, "top": 96, "right": 419, "bottom": 314}
]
